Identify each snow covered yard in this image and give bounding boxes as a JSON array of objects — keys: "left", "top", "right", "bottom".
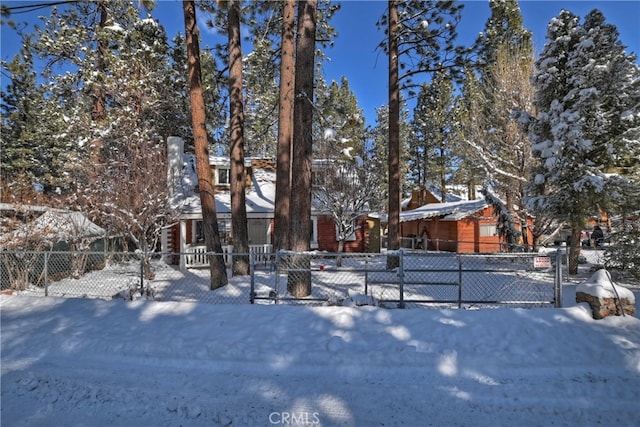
[{"left": 2, "top": 282, "right": 639, "bottom": 426}]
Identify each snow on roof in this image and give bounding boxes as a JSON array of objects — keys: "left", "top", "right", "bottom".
[
  {"left": 425, "top": 184, "right": 469, "bottom": 203},
  {"left": 1, "top": 210, "right": 105, "bottom": 247},
  {"left": 32, "top": 211, "right": 105, "bottom": 239},
  {"left": 399, "top": 199, "right": 489, "bottom": 223},
  {"left": 171, "top": 155, "right": 275, "bottom": 217}
]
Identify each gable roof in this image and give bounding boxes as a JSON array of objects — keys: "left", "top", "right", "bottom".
[
  {"left": 1, "top": 209, "right": 105, "bottom": 248},
  {"left": 398, "top": 199, "right": 489, "bottom": 223}
]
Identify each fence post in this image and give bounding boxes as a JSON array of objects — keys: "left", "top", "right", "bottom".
[
  {"left": 44, "top": 252, "right": 49, "bottom": 297},
  {"left": 140, "top": 252, "right": 145, "bottom": 296},
  {"left": 274, "top": 251, "right": 281, "bottom": 304},
  {"left": 364, "top": 257, "right": 369, "bottom": 296},
  {"left": 398, "top": 249, "right": 405, "bottom": 308},
  {"left": 555, "top": 249, "right": 563, "bottom": 308},
  {"left": 249, "top": 250, "right": 255, "bottom": 304},
  {"left": 457, "top": 255, "right": 462, "bottom": 309}
]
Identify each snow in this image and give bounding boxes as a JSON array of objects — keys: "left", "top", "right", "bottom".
[
  {"left": 577, "top": 269, "right": 636, "bottom": 302},
  {"left": 398, "top": 199, "right": 488, "bottom": 223},
  {"left": 2, "top": 266, "right": 639, "bottom": 426},
  {"left": 0, "top": 210, "right": 105, "bottom": 249}
]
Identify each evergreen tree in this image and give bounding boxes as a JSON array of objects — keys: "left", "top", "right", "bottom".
[
  {"left": 529, "top": 9, "right": 639, "bottom": 273},
  {"left": 368, "top": 105, "right": 391, "bottom": 214},
  {"left": 224, "top": 0, "right": 250, "bottom": 276},
  {"left": 183, "top": 0, "right": 228, "bottom": 288},
  {"left": 274, "top": 0, "right": 296, "bottom": 252},
  {"left": 368, "top": 101, "right": 411, "bottom": 215},
  {"left": 379, "top": 0, "right": 467, "bottom": 261},
  {"left": 474, "top": 0, "right": 532, "bottom": 73},
  {"left": 314, "top": 76, "right": 366, "bottom": 159},
  {"left": 166, "top": 34, "right": 225, "bottom": 154},
  {"left": 409, "top": 71, "right": 459, "bottom": 201},
  {"left": 288, "top": 0, "right": 317, "bottom": 298},
  {"left": 1, "top": 38, "right": 72, "bottom": 201},
  {"left": 243, "top": 36, "right": 279, "bottom": 157},
  {"left": 453, "top": 65, "right": 486, "bottom": 200},
  {"left": 459, "top": 0, "right": 536, "bottom": 249}
]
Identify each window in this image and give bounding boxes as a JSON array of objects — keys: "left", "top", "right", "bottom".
[
  {"left": 218, "top": 220, "right": 232, "bottom": 244},
  {"left": 193, "top": 220, "right": 232, "bottom": 244},
  {"left": 216, "top": 168, "right": 230, "bottom": 185},
  {"left": 479, "top": 224, "right": 497, "bottom": 237},
  {"left": 194, "top": 221, "right": 204, "bottom": 243}
]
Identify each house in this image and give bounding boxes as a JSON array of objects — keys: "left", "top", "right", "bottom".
[
  {"left": 0, "top": 204, "right": 106, "bottom": 251},
  {"left": 395, "top": 187, "right": 533, "bottom": 253},
  {"left": 163, "top": 137, "right": 374, "bottom": 269}
]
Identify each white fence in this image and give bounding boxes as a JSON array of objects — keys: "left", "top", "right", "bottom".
[{"left": 184, "top": 244, "right": 273, "bottom": 268}]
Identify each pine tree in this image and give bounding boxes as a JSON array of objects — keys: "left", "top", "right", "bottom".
[
  {"left": 242, "top": 36, "right": 279, "bottom": 157},
  {"left": 288, "top": 0, "right": 318, "bottom": 297},
  {"left": 529, "top": 9, "right": 639, "bottom": 274},
  {"left": 314, "top": 76, "right": 366, "bottom": 158},
  {"left": 474, "top": 0, "right": 532, "bottom": 73},
  {"left": 454, "top": 65, "right": 486, "bottom": 200},
  {"left": 368, "top": 101, "right": 411, "bottom": 217},
  {"left": 225, "top": 0, "right": 250, "bottom": 276},
  {"left": 461, "top": 0, "right": 536, "bottom": 250},
  {"left": 387, "top": 0, "right": 401, "bottom": 265},
  {"left": 183, "top": 0, "right": 228, "bottom": 288},
  {"left": 166, "top": 34, "right": 225, "bottom": 153},
  {"left": 379, "top": 0, "right": 466, "bottom": 263},
  {"left": 409, "top": 71, "right": 459, "bottom": 201},
  {"left": 274, "top": 0, "right": 296, "bottom": 252},
  {"left": 1, "top": 38, "right": 72, "bottom": 201}
]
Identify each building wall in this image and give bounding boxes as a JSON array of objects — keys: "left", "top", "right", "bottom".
[
  {"left": 316, "top": 215, "right": 368, "bottom": 253},
  {"left": 400, "top": 207, "right": 504, "bottom": 253}
]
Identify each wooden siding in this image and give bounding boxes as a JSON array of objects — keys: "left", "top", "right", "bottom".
[
  {"left": 316, "top": 215, "right": 368, "bottom": 253},
  {"left": 399, "top": 205, "right": 536, "bottom": 253}
]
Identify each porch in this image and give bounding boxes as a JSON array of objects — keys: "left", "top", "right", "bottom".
[{"left": 184, "top": 244, "right": 273, "bottom": 269}]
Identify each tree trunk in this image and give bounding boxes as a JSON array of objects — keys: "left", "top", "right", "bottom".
[
  {"left": 183, "top": 0, "right": 227, "bottom": 289},
  {"left": 92, "top": 0, "right": 107, "bottom": 122},
  {"left": 568, "top": 227, "right": 581, "bottom": 275},
  {"left": 336, "top": 239, "right": 345, "bottom": 267},
  {"left": 228, "top": 1, "right": 249, "bottom": 275},
  {"left": 387, "top": 0, "right": 400, "bottom": 269},
  {"left": 288, "top": 0, "right": 317, "bottom": 297},
  {"left": 274, "top": 0, "right": 296, "bottom": 252}
]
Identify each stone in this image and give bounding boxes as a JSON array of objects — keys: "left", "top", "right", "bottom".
[{"left": 575, "top": 269, "right": 636, "bottom": 319}]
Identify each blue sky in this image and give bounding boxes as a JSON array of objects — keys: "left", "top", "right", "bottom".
[{"left": 2, "top": 0, "right": 639, "bottom": 127}]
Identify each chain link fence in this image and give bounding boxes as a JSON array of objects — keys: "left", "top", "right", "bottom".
[
  {"left": 269, "top": 250, "right": 562, "bottom": 308},
  {"left": 1, "top": 250, "right": 562, "bottom": 308}
]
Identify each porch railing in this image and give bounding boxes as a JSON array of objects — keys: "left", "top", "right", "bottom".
[{"left": 184, "top": 244, "right": 273, "bottom": 268}]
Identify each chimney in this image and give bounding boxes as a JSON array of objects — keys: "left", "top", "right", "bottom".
[{"left": 167, "top": 137, "right": 184, "bottom": 193}]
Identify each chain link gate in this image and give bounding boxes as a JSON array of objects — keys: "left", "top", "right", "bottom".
[{"left": 262, "top": 250, "right": 562, "bottom": 308}]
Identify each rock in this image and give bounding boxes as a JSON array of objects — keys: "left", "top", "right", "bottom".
[{"left": 575, "top": 270, "right": 636, "bottom": 319}]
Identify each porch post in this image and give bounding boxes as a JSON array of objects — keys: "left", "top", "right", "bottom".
[
  {"left": 180, "top": 219, "right": 187, "bottom": 271},
  {"left": 161, "top": 228, "right": 168, "bottom": 263}
]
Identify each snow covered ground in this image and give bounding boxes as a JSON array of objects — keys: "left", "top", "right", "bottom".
[{"left": 2, "top": 250, "right": 639, "bottom": 426}]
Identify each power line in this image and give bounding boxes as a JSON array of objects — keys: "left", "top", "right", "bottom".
[{"left": 4, "top": 1, "right": 80, "bottom": 15}]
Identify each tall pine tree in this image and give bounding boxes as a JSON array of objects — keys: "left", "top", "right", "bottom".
[{"left": 529, "top": 9, "right": 639, "bottom": 273}]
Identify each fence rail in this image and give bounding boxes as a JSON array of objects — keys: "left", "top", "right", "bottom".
[{"left": 0, "top": 250, "right": 563, "bottom": 309}]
